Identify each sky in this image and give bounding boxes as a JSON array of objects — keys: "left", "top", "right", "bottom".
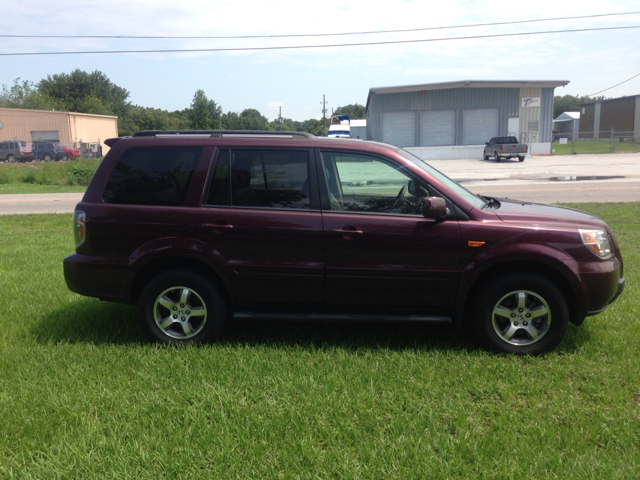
[{"left": 2, "top": 0, "right": 639, "bottom": 121}]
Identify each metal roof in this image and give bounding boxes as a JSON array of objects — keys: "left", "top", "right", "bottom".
[
  {"left": 554, "top": 112, "right": 580, "bottom": 121},
  {"left": 368, "top": 80, "right": 570, "bottom": 96}
]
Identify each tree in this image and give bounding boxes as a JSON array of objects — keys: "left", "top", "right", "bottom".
[
  {"left": 119, "top": 106, "right": 191, "bottom": 136},
  {"left": 188, "top": 90, "right": 222, "bottom": 129},
  {"left": 333, "top": 103, "right": 366, "bottom": 119},
  {"left": 0, "top": 78, "right": 63, "bottom": 111},
  {"left": 553, "top": 94, "right": 607, "bottom": 118},
  {"left": 222, "top": 109, "right": 271, "bottom": 130},
  {"left": 38, "top": 69, "right": 131, "bottom": 116}
]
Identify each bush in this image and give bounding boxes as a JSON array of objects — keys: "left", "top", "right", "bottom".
[{"left": 68, "top": 161, "right": 98, "bottom": 186}]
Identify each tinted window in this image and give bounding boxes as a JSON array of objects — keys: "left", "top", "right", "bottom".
[
  {"left": 206, "top": 149, "right": 311, "bottom": 210},
  {"left": 496, "top": 137, "right": 518, "bottom": 144},
  {"left": 320, "top": 151, "right": 428, "bottom": 215},
  {"left": 103, "top": 146, "right": 202, "bottom": 206}
]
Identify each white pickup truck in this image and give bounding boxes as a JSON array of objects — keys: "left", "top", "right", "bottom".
[{"left": 483, "top": 136, "right": 528, "bottom": 162}]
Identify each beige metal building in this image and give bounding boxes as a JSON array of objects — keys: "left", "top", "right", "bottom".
[{"left": 0, "top": 107, "right": 118, "bottom": 154}]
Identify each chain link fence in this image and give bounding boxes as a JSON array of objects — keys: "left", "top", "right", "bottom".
[{"left": 551, "top": 129, "right": 640, "bottom": 155}]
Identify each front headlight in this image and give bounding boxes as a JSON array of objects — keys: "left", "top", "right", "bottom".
[{"left": 579, "top": 229, "right": 611, "bottom": 257}]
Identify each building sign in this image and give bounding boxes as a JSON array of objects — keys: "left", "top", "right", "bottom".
[{"left": 522, "top": 97, "right": 541, "bottom": 108}]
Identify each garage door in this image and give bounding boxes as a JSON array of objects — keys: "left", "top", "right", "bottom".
[
  {"left": 462, "top": 108, "right": 499, "bottom": 145},
  {"left": 31, "top": 131, "right": 60, "bottom": 141},
  {"left": 420, "top": 110, "right": 456, "bottom": 146},
  {"left": 382, "top": 111, "right": 415, "bottom": 147}
]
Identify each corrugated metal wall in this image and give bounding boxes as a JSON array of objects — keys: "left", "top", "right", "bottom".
[
  {"left": 600, "top": 97, "right": 636, "bottom": 133},
  {"left": 518, "top": 87, "right": 542, "bottom": 144},
  {"left": 0, "top": 108, "right": 118, "bottom": 152},
  {"left": 367, "top": 87, "right": 520, "bottom": 145}
]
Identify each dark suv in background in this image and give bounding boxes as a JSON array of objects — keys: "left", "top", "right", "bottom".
[
  {"left": 63, "top": 130, "right": 625, "bottom": 354},
  {"left": 31, "top": 142, "right": 67, "bottom": 161},
  {"left": 0, "top": 140, "right": 33, "bottom": 162}
]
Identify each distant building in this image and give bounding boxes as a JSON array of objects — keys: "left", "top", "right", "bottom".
[
  {"left": 553, "top": 112, "right": 580, "bottom": 141},
  {"left": 0, "top": 107, "right": 118, "bottom": 154},
  {"left": 350, "top": 119, "right": 366, "bottom": 139},
  {"left": 579, "top": 94, "right": 640, "bottom": 140},
  {"left": 365, "top": 80, "right": 569, "bottom": 159}
]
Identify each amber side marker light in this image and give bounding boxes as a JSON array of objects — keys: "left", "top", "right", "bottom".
[{"left": 468, "top": 241, "right": 486, "bottom": 247}]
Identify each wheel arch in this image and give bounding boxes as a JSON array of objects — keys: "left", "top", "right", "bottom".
[
  {"left": 456, "top": 260, "right": 583, "bottom": 331},
  {"left": 130, "top": 256, "right": 234, "bottom": 309}
]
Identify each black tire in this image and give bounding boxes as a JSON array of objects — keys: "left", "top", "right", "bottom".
[
  {"left": 43, "top": 154, "right": 52, "bottom": 162},
  {"left": 470, "top": 273, "right": 569, "bottom": 354},
  {"left": 61, "top": 155, "right": 68, "bottom": 161},
  {"left": 494, "top": 151, "right": 500, "bottom": 162},
  {"left": 7, "top": 154, "right": 16, "bottom": 163},
  {"left": 138, "top": 269, "right": 227, "bottom": 345},
  {"left": 483, "top": 153, "right": 489, "bottom": 160},
  {"left": 518, "top": 156, "right": 525, "bottom": 162}
]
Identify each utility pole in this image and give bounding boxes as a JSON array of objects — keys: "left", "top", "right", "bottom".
[
  {"left": 320, "top": 94, "right": 328, "bottom": 134},
  {"left": 278, "top": 106, "right": 282, "bottom": 124}
]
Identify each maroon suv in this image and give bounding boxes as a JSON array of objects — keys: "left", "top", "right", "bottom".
[{"left": 63, "top": 130, "right": 625, "bottom": 354}]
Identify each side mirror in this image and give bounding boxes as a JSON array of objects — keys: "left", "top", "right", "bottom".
[
  {"left": 485, "top": 142, "right": 489, "bottom": 146},
  {"left": 422, "top": 197, "right": 447, "bottom": 220}
]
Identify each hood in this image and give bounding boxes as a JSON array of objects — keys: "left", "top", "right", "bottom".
[{"left": 492, "top": 198, "right": 607, "bottom": 229}]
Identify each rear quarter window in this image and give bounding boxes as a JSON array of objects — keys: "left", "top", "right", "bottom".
[{"left": 103, "top": 146, "right": 202, "bottom": 206}]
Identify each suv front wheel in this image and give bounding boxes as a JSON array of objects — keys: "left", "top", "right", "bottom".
[
  {"left": 138, "top": 269, "right": 227, "bottom": 344},
  {"left": 471, "top": 273, "right": 569, "bottom": 354}
]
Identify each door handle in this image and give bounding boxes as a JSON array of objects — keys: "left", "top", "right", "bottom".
[
  {"left": 332, "top": 228, "right": 363, "bottom": 240},
  {"left": 202, "top": 223, "right": 234, "bottom": 234}
]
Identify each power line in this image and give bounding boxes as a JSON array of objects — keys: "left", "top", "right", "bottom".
[
  {"left": 1, "top": 11, "right": 639, "bottom": 40},
  {"left": 1, "top": 25, "right": 638, "bottom": 57},
  {"left": 588, "top": 72, "right": 640, "bottom": 96}
]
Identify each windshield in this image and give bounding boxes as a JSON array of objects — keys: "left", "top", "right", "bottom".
[{"left": 395, "top": 148, "right": 487, "bottom": 208}]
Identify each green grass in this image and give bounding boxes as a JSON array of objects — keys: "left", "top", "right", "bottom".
[
  {"left": 552, "top": 139, "right": 640, "bottom": 155},
  {"left": 0, "top": 183, "right": 87, "bottom": 194},
  {"left": 0, "top": 158, "right": 100, "bottom": 194},
  {"left": 0, "top": 204, "right": 639, "bottom": 478}
]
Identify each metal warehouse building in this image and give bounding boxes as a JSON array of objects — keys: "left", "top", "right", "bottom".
[
  {"left": 579, "top": 94, "right": 640, "bottom": 141},
  {"left": 365, "top": 80, "right": 569, "bottom": 160},
  {"left": 0, "top": 107, "right": 118, "bottom": 154}
]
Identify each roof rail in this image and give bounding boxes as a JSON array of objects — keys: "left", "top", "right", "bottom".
[{"left": 132, "top": 130, "right": 317, "bottom": 139}]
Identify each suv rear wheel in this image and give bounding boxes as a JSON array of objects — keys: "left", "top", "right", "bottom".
[
  {"left": 6, "top": 154, "right": 16, "bottom": 163},
  {"left": 138, "top": 269, "right": 226, "bottom": 344},
  {"left": 471, "top": 273, "right": 569, "bottom": 354}
]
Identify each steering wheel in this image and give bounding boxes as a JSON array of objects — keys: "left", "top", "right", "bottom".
[{"left": 393, "top": 185, "right": 408, "bottom": 208}]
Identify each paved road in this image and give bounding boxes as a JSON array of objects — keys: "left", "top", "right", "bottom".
[
  {"left": 1, "top": 152, "right": 639, "bottom": 214},
  {"left": 0, "top": 193, "right": 83, "bottom": 215}
]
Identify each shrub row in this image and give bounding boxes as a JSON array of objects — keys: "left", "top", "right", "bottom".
[{"left": 0, "top": 158, "right": 101, "bottom": 186}]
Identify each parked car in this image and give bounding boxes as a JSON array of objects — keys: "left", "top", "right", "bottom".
[
  {"left": 63, "top": 130, "right": 625, "bottom": 354},
  {"left": 31, "top": 142, "right": 67, "bottom": 161},
  {"left": 0, "top": 140, "right": 34, "bottom": 162},
  {"left": 483, "top": 136, "right": 528, "bottom": 162},
  {"left": 63, "top": 146, "right": 81, "bottom": 159}
]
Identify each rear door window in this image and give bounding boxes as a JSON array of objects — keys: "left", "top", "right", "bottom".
[
  {"left": 205, "top": 149, "right": 313, "bottom": 210},
  {"left": 103, "top": 146, "right": 202, "bottom": 205}
]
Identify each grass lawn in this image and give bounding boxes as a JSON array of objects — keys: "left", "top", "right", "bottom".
[
  {"left": 0, "top": 204, "right": 638, "bottom": 478},
  {"left": 552, "top": 139, "right": 640, "bottom": 155},
  {"left": 0, "top": 183, "right": 87, "bottom": 194}
]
